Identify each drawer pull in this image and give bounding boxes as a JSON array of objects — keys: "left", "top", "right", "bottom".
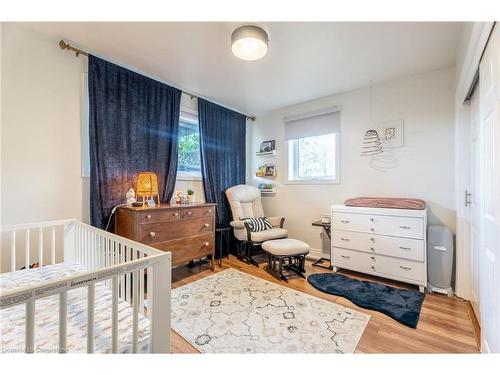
[
  {"left": 341, "top": 255, "right": 351, "bottom": 259},
  {"left": 370, "top": 256, "right": 376, "bottom": 261},
  {"left": 174, "top": 212, "right": 179, "bottom": 217},
  {"left": 370, "top": 228, "right": 375, "bottom": 232},
  {"left": 370, "top": 218, "right": 374, "bottom": 222},
  {"left": 340, "top": 220, "right": 350, "bottom": 224},
  {"left": 146, "top": 214, "right": 152, "bottom": 219},
  {"left": 399, "top": 225, "right": 411, "bottom": 229},
  {"left": 340, "top": 237, "right": 350, "bottom": 242},
  {"left": 399, "top": 246, "right": 411, "bottom": 251},
  {"left": 204, "top": 223, "right": 210, "bottom": 228},
  {"left": 371, "top": 266, "right": 376, "bottom": 271},
  {"left": 370, "top": 238, "right": 375, "bottom": 242},
  {"left": 204, "top": 242, "right": 210, "bottom": 247},
  {"left": 400, "top": 266, "right": 412, "bottom": 271},
  {"left": 208, "top": 209, "right": 212, "bottom": 214},
  {"left": 370, "top": 247, "right": 375, "bottom": 251},
  {"left": 187, "top": 211, "right": 192, "bottom": 216},
  {"left": 149, "top": 232, "right": 156, "bottom": 237}
]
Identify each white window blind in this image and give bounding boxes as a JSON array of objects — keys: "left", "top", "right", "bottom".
[{"left": 284, "top": 106, "right": 341, "bottom": 141}]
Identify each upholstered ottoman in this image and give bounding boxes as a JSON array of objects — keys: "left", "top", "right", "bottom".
[{"left": 261, "top": 239, "right": 310, "bottom": 282}]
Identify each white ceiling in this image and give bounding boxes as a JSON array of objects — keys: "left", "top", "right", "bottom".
[{"left": 20, "top": 22, "right": 463, "bottom": 115}]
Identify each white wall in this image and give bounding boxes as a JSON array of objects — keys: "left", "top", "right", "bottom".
[
  {"left": 1, "top": 24, "right": 86, "bottom": 226},
  {"left": 250, "top": 68, "right": 456, "bottom": 257}
]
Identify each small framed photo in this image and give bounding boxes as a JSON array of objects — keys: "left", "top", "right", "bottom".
[
  {"left": 259, "top": 140, "right": 275, "bottom": 153},
  {"left": 379, "top": 120, "right": 404, "bottom": 148}
]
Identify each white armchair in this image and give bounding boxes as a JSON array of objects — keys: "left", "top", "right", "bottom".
[{"left": 226, "top": 184, "right": 287, "bottom": 266}]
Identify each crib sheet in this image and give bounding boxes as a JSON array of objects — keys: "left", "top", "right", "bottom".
[{"left": 1, "top": 263, "right": 151, "bottom": 353}]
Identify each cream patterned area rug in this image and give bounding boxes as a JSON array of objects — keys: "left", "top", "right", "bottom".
[{"left": 171, "top": 269, "right": 370, "bottom": 353}]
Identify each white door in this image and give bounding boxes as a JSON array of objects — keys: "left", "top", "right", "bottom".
[
  {"left": 478, "top": 24, "right": 500, "bottom": 354},
  {"left": 470, "top": 92, "right": 480, "bottom": 320}
]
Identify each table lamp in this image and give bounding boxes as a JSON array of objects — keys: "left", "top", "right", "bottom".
[{"left": 136, "top": 172, "right": 160, "bottom": 207}]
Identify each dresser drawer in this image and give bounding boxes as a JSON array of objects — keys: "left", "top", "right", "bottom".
[
  {"left": 332, "top": 212, "right": 424, "bottom": 239},
  {"left": 138, "top": 209, "right": 180, "bottom": 223},
  {"left": 139, "top": 217, "right": 213, "bottom": 244},
  {"left": 374, "top": 255, "right": 426, "bottom": 283},
  {"left": 332, "top": 248, "right": 371, "bottom": 271},
  {"left": 331, "top": 230, "right": 425, "bottom": 261},
  {"left": 333, "top": 247, "right": 426, "bottom": 284},
  {"left": 180, "top": 206, "right": 214, "bottom": 219},
  {"left": 155, "top": 233, "right": 214, "bottom": 266}
]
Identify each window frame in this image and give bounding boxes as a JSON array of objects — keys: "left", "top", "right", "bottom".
[
  {"left": 286, "top": 132, "right": 341, "bottom": 185},
  {"left": 177, "top": 106, "right": 202, "bottom": 182}
]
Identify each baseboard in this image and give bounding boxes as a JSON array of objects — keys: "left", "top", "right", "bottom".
[
  {"left": 465, "top": 300, "right": 481, "bottom": 351},
  {"left": 307, "top": 247, "right": 330, "bottom": 261}
]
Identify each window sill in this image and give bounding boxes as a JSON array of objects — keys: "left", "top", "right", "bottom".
[
  {"left": 285, "top": 179, "right": 340, "bottom": 185},
  {"left": 176, "top": 173, "right": 203, "bottom": 182}
]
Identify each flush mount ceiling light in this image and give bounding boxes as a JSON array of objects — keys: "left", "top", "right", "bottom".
[{"left": 231, "top": 25, "right": 269, "bottom": 61}]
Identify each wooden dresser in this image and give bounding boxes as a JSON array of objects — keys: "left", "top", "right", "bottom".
[
  {"left": 331, "top": 205, "right": 427, "bottom": 292},
  {"left": 115, "top": 203, "right": 217, "bottom": 270}
]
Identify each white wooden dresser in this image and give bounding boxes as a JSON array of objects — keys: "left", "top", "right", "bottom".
[{"left": 331, "top": 205, "right": 427, "bottom": 292}]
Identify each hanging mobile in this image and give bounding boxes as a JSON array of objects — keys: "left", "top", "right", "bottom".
[{"left": 361, "top": 81, "right": 383, "bottom": 156}]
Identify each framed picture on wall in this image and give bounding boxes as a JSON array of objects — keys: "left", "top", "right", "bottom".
[
  {"left": 259, "top": 140, "right": 276, "bottom": 153},
  {"left": 379, "top": 119, "right": 404, "bottom": 148}
]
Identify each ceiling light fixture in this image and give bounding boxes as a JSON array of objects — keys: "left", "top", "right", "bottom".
[{"left": 231, "top": 25, "right": 269, "bottom": 61}]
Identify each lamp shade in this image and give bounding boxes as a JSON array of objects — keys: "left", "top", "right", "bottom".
[{"left": 136, "top": 172, "right": 159, "bottom": 197}]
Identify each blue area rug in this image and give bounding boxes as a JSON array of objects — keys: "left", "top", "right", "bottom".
[{"left": 307, "top": 273, "right": 425, "bottom": 328}]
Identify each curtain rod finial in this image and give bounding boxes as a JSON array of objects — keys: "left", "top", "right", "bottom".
[{"left": 59, "top": 40, "right": 68, "bottom": 50}]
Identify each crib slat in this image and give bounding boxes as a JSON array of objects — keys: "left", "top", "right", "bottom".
[
  {"left": 11, "top": 231, "right": 16, "bottom": 272},
  {"left": 139, "top": 250, "right": 145, "bottom": 316},
  {"left": 25, "top": 229, "right": 30, "bottom": 269},
  {"left": 87, "top": 283, "right": 95, "bottom": 353},
  {"left": 59, "top": 291, "right": 67, "bottom": 353},
  {"left": 126, "top": 247, "right": 131, "bottom": 302},
  {"left": 120, "top": 245, "right": 125, "bottom": 298},
  {"left": 51, "top": 227, "right": 56, "bottom": 265},
  {"left": 38, "top": 228, "right": 43, "bottom": 267},
  {"left": 111, "top": 276, "right": 119, "bottom": 353},
  {"left": 25, "top": 301, "right": 35, "bottom": 353},
  {"left": 132, "top": 270, "right": 139, "bottom": 353}
]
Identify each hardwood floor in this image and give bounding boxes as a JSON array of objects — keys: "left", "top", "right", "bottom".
[{"left": 170, "top": 255, "right": 479, "bottom": 354}]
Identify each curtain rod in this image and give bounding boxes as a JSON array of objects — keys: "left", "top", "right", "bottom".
[{"left": 59, "top": 40, "right": 256, "bottom": 121}]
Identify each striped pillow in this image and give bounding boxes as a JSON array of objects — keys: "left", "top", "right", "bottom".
[{"left": 242, "top": 217, "right": 273, "bottom": 232}]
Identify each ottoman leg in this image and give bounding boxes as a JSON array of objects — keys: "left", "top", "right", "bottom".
[{"left": 278, "top": 258, "right": 288, "bottom": 282}]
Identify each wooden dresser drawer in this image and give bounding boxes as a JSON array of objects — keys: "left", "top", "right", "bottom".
[
  {"left": 139, "top": 217, "right": 213, "bottom": 244},
  {"left": 332, "top": 212, "right": 424, "bottom": 239},
  {"left": 155, "top": 233, "right": 214, "bottom": 266},
  {"left": 331, "top": 230, "right": 425, "bottom": 261},
  {"left": 180, "top": 206, "right": 214, "bottom": 219},
  {"left": 138, "top": 209, "right": 180, "bottom": 223}
]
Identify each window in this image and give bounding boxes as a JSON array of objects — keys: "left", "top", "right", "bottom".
[
  {"left": 177, "top": 110, "right": 202, "bottom": 180},
  {"left": 285, "top": 107, "right": 340, "bottom": 184}
]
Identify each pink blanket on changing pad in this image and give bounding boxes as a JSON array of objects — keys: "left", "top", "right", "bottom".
[{"left": 345, "top": 197, "right": 426, "bottom": 210}]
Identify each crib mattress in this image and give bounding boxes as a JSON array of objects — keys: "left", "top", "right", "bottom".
[{"left": 0, "top": 263, "right": 151, "bottom": 353}]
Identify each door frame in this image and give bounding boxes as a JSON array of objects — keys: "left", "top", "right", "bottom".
[{"left": 455, "top": 22, "right": 494, "bottom": 300}]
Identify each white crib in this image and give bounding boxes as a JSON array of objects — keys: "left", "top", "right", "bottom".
[{"left": 0, "top": 219, "right": 171, "bottom": 354}]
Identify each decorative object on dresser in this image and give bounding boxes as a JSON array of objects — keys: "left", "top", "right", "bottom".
[
  {"left": 115, "top": 203, "right": 217, "bottom": 270},
  {"left": 331, "top": 204, "right": 427, "bottom": 293},
  {"left": 135, "top": 172, "right": 160, "bottom": 206}
]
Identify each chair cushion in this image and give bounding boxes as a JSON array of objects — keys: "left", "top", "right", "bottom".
[
  {"left": 250, "top": 228, "right": 288, "bottom": 242},
  {"left": 262, "top": 239, "right": 310, "bottom": 256},
  {"left": 243, "top": 217, "right": 272, "bottom": 232}
]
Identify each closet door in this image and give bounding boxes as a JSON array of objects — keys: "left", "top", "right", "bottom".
[
  {"left": 469, "top": 92, "right": 480, "bottom": 321},
  {"left": 478, "top": 24, "right": 500, "bottom": 354}
]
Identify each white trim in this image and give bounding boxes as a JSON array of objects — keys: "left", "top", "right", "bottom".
[
  {"left": 307, "top": 247, "right": 330, "bottom": 260},
  {"left": 454, "top": 22, "right": 494, "bottom": 300}
]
